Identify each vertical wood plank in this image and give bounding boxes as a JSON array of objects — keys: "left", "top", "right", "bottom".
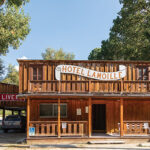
[
  {"left": 24, "top": 64, "right": 27, "bottom": 92},
  {"left": 27, "top": 97, "right": 30, "bottom": 138},
  {"left": 120, "top": 98, "right": 124, "bottom": 137},
  {"left": 19, "top": 63, "right": 23, "bottom": 93},
  {"left": 58, "top": 98, "right": 61, "bottom": 138},
  {"left": 88, "top": 97, "right": 92, "bottom": 137}
]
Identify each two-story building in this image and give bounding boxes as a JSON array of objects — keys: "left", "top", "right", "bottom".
[{"left": 17, "top": 60, "right": 150, "bottom": 141}]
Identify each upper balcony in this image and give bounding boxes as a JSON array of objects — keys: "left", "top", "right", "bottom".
[
  {"left": 27, "top": 80, "right": 150, "bottom": 95},
  {"left": 18, "top": 60, "right": 150, "bottom": 96}
]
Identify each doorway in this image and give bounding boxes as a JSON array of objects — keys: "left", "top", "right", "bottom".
[{"left": 92, "top": 104, "right": 106, "bottom": 133}]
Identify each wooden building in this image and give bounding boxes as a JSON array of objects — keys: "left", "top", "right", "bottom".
[
  {"left": 0, "top": 82, "right": 26, "bottom": 121},
  {"left": 17, "top": 60, "right": 150, "bottom": 139}
]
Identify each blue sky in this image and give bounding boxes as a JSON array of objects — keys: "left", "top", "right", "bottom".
[{"left": 2, "top": 0, "right": 121, "bottom": 68}]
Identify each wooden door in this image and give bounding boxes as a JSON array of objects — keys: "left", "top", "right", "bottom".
[{"left": 92, "top": 104, "right": 106, "bottom": 132}]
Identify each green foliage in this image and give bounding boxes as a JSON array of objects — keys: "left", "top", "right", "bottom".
[
  {"left": 0, "top": 0, "right": 30, "bottom": 55},
  {"left": 89, "top": 0, "right": 150, "bottom": 60},
  {"left": 42, "top": 48, "right": 75, "bottom": 60},
  {"left": 88, "top": 48, "right": 102, "bottom": 60},
  {"left": 0, "top": 0, "right": 29, "bottom": 7},
  {"left": 2, "top": 64, "right": 19, "bottom": 85},
  {"left": 0, "top": 59, "right": 4, "bottom": 80}
]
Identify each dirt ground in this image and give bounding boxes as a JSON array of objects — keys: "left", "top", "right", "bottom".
[{"left": 0, "top": 129, "right": 150, "bottom": 150}]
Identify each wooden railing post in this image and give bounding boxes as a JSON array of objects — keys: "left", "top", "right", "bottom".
[
  {"left": 120, "top": 98, "right": 124, "bottom": 137},
  {"left": 58, "top": 81, "right": 61, "bottom": 93},
  {"left": 58, "top": 98, "right": 61, "bottom": 138},
  {"left": 89, "top": 80, "right": 91, "bottom": 93},
  {"left": 28, "top": 80, "right": 30, "bottom": 93},
  {"left": 27, "top": 97, "right": 30, "bottom": 138},
  {"left": 121, "top": 79, "right": 123, "bottom": 93},
  {"left": 88, "top": 97, "right": 92, "bottom": 137}
]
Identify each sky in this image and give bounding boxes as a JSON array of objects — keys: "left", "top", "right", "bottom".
[{"left": 1, "top": 0, "right": 122, "bottom": 69}]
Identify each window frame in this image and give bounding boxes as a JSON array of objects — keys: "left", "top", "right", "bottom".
[
  {"left": 39, "top": 103, "right": 67, "bottom": 118},
  {"left": 32, "top": 66, "right": 43, "bottom": 81},
  {"left": 137, "top": 66, "right": 148, "bottom": 81}
]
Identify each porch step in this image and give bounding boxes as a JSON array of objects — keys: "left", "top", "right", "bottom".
[{"left": 88, "top": 140, "right": 125, "bottom": 144}]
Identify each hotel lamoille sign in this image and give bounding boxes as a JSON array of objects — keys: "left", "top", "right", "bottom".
[{"left": 55, "top": 65, "right": 126, "bottom": 81}]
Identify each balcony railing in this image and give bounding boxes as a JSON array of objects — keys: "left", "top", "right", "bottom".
[
  {"left": 123, "top": 121, "right": 150, "bottom": 135},
  {"left": 28, "top": 80, "right": 150, "bottom": 94},
  {"left": 29, "top": 121, "right": 88, "bottom": 137}
]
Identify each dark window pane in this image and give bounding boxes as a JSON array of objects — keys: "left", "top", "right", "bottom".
[
  {"left": 137, "top": 67, "right": 148, "bottom": 81},
  {"left": 138, "top": 68, "right": 142, "bottom": 80},
  {"left": 54, "top": 104, "right": 67, "bottom": 117},
  {"left": 33, "top": 68, "right": 37, "bottom": 80},
  {"left": 54, "top": 105, "right": 58, "bottom": 117},
  {"left": 38, "top": 67, "right": 43, "bottom": 80},
  {"left": 61, "top": 105, "right": 67, "bottom": 117},
  {"left": 40, "top": 104, "right": 53, "bottom": 117}
]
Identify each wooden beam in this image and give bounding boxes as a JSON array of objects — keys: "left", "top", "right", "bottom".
[
  {"left": 27, "top": 97, "right": 30, "bottom": 138},
  {"left": 120, "top": 98, "right": 124, "bottom": 137},
  {"left": 58, "top": 98, "right": 61, "bottom": 138},
  {"left": 88, "top": 97, "right": 92, "bottom": 137}
]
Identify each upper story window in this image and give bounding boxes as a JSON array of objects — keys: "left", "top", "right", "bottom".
[
  {"left": 137, "top": 67, "right": 148, "bottom": 80},
  {"left": 33, "top": 66, "right": 43, "bottom": 80}
]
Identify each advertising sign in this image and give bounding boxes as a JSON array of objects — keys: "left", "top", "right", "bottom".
[{"left": 55, "top": 65, "right": 126, "bottom": 81}]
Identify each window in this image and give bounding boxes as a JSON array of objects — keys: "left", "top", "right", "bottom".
[
  {"left": 137, "top": 67, "right": 148, "bottom": 80},
  {"left": 40, "top": 103, "right": 67, "bottom": 118},
  {"left": 33, "top": 67, "right": 43, "bottom": 80}
]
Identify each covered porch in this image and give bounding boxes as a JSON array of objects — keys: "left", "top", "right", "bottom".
[{"left": 26, "top": 95, "right": 150, "bottom": 138}]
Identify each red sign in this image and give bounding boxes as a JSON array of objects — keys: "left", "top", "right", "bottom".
[{"left": 0, "top": 94, "right": 24, "bottom": 101}]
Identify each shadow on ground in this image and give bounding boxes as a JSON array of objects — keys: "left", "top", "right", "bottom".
[{"left": 0, "top": 129, "right": 26, "bottom": 144}]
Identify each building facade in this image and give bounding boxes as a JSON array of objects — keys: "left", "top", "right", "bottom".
[{"left": 17, "top": 60, "right": 150, "bottom": 138}]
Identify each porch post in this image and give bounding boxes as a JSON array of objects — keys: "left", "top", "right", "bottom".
[
  {"left": 88, "top": 97, "right": 92, "bottom": 137},
  {"left": 27, "top": 97, "right": 30, "bottom": 138},
  {"left": 12, "top": 110, "right": 14, "bottom": 115},
  {"left": 120, "top": 98, "right": 124, "bottom": 137},
  {"left": 58, "top": 98, "right": 61, "bottom": 138},
  {"left": 2, "top": 109, "right": 5, "bottom": 122}
]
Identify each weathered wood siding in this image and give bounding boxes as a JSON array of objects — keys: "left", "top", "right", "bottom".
[
  {"left": 29, "top": 99, "right": 150, "bottom": 134},
  {"left": 18, "top": 60, "right": 150, "bottom": 94},
  {"left": 0, "top": 82, "right": 18, "bottom": 94}
]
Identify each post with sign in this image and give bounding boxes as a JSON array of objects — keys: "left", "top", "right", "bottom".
[{"left": 27, "top": 97, "right": 30, "bottom": 138}]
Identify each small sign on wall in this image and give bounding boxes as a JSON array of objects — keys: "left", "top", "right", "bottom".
[
  {"left": 29, "top": 127, "right": 35, "bottom": 136},
  {"left": 62, "top": 122, "right": 67, "bottom": 128},
  {"left": 77, "top": 108, "right": 81, "bottom": 115},
  {"left": 85, "top": 106, "right": 88, "bottom": 113}
]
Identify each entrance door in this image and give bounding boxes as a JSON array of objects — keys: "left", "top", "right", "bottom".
[{"left": 92, "top": 104, "right": 106, "bottom": 132}]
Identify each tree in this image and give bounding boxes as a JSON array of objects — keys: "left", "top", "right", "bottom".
[
  {"left": 0, "top": 0, "right": 30, "bottom": 55},
  {"left": 89, "top": 0, "right": 150, "bottom": 60},
  {"left": 42, "top": 48, "right": 75, "bottom": 60},
  {"left": 88, "top": 48, "right": 102, "bottom": 60},
  {"left": 2, "top": 64, "right": 19, "bottom": 85},
  {"left": 0, "top": 59, "right": 4, "bottom": 80},
  {"left": 0, "top": 0, "right": 29, "bottom": 7}
]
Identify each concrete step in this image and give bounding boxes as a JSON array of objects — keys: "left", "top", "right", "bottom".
[
  {"left": 88, "top": 140, "right": 125, "bottom": 144},
  {"left": 139, "top": 143, "right": 150, "bottom": 147}
]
